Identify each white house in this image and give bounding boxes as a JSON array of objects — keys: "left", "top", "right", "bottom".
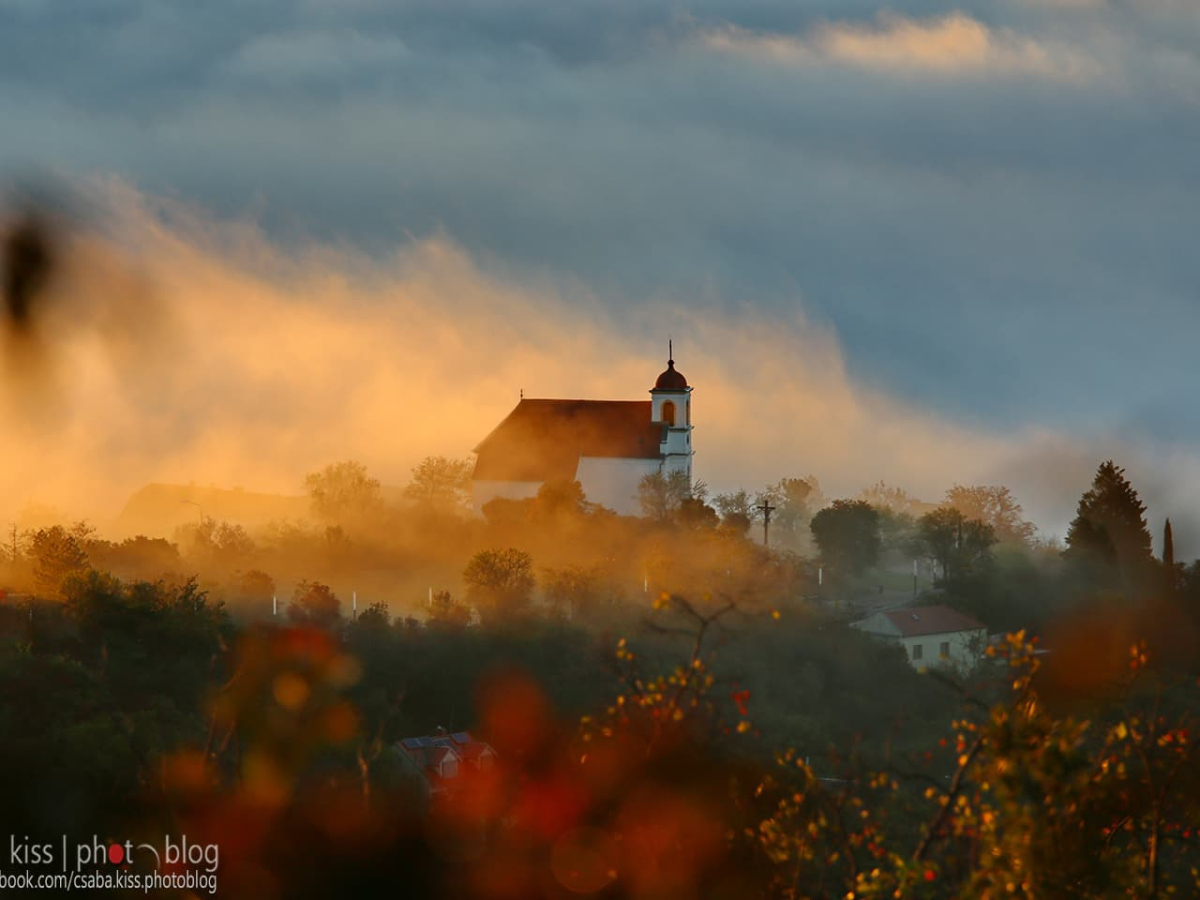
[
  {"left": 851, "top": 605, "right": 987, "bottom": 672},
  {"left": 471, "top": 350, "right": 694, "bottom": 516}
]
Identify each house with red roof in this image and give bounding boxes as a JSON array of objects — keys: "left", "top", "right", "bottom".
[
  {"left": 397, "top": 729, "right": 497, "bottom": 795},
  {"left": 471, "top": 349, "right": 694, "bottom": 516},
  {"left": 851, "top": 604, "right": 988, "bottom": 672}
]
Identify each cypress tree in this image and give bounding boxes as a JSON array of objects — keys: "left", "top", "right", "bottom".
[
  {"left": 1064, "top": 461, "right": 1154, "bottom": 593},
  {"left": 1163, "top": 518, "right": 1177, "bottom": 593}
]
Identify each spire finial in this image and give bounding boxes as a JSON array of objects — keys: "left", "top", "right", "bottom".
[{"left": 668, "top": 338, "right": 673, "bottom": 365}]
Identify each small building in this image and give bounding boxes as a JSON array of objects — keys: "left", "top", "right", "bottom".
[
  {"left": 396, "top": 730, "right": 497, "bottom": 794},
  {"left": 851, "top": 604, "right": 987, "bottom": 672},
  {"left": 471, "top": 351, "right": 694, "bottom": 516}
]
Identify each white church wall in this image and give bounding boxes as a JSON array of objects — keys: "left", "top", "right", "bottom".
[
  {"left": 471, "top": 480, "right": 541, "bottom": 515},
  {"left": 576, "top": 457, "right": 662, "bottom": 516}
]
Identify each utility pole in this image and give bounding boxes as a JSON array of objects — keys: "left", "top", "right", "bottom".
[{"left": 755, "top": 500, "right": 776, "bottom": 547}]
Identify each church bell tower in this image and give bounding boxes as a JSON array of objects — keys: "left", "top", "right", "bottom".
[{"left": 650, "top": 342, "right": 693, "bottom": 480}]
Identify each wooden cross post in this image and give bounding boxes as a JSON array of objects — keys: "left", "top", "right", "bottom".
[{"left": 755, "top": 500, "right": 776, "bottom": 548}]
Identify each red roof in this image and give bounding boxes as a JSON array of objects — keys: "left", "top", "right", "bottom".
[
  {"left": 880, "top": 605, "right": 986, "bottom": 638},
  {"left": 473, "top": 399, "right": 663, "bottom": 482}
]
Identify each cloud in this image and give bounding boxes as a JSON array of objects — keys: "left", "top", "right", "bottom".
[
  {"left": 0, "top": 180, "right": 1017, "bottom": 527},
  {"left": 1012, "top": 0, "right": 1103, "bottom": 8},
  {"left": 1, "top": 2, "right": 1198, "bottom": 551},
  {"left": 226, "top": 30, "right": 411, "bottom": 83},
  {"left": 4, "top": 180, "right": 1199, "bottom": 552},
  {"left": 701, "top": 13, "right": 1096, "bottom": 81}
]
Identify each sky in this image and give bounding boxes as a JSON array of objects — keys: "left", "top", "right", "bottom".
[{"left": 1, "top": 0, "right": 1198, "bottom": 546}]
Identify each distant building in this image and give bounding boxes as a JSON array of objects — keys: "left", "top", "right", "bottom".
[
  {"left": 851, "top": 605, "right": 987, "bottom": 672},
  {"left": 471, "top": 351, "right": 694, "bottom": 516},
  {"left": 396, "top": 729, "right": 497, "bottom": 794}
]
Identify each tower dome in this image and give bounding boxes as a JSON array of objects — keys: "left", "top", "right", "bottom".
[{"left": 654, "top": 355, "right": 688, "bottom": 390}]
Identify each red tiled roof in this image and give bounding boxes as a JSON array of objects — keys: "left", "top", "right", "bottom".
[
  {"left": 473, "top": 399, "right": 663, "bottom": 482},
  {"left": 881, "top": 605, "right": 986, "bottom": 638}
]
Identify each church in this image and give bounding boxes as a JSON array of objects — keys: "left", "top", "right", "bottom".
[{"left": 471, "top": 350, "right": 694, "bottom": 516}]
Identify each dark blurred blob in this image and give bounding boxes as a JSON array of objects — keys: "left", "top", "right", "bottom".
[
  {"left": 2, "top": 210, "right": 56, "bottom": 335},
  {"left": 0, "top": 199, "right": 67, "bottom": 420},
  {"left": 0, "top": 183, "right": 170, "bottom": 426},
  {"left": 1037, "top": 595, "right": 1200, "bottom": 710}
]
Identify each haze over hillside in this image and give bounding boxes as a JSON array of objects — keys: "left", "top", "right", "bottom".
[{"left": 3, "top": 182, "right": 1199, "bottom": 554}]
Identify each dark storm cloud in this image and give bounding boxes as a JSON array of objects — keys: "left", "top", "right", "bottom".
[{"left": 2, "top": 0, "right": 1199, "bottom": 536}]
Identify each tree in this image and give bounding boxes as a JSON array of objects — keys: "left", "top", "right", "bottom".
[
  {"left": 676, "top": 496, "right": 719, "bottom": 530},
  {"left": 771, "top": 476, "right": 819, "bottom": 516},
  {"left": 874, "top": 507, "right": 921, "bottom": 558},
  {"left": 758, "top": 475, "right": 824, "bottom": 550},
  {"left": 713, "top": 489, "right": 752, "bottom": 520},
  {"left": 1064, "top": 460, "right": 1154, "bottom": 592},
  {"left": 858, "top": 480, "right": 930, "bottom": 517},
  {"left": 463, "top": 548, "right": 535, "bottom": 624},
  {"left": 540, "top": 565, "right": 606, "bottom": 620},
  {"left": 1179, "top": 561, "right": 1200, "bottom": 628},
  {"left": 809, "top": 500, "right": 882, "bottom": 576},
  {"left": 917, "top": 507, "right": 997, "bottom": 582},
  {"left": 179, "top": 517, "right": 255, "bottom": 570},
  {"left": 637, "top": 471, "right": 696, "bottom": 521},
  {"left": 535, "top": 478, "right": 587, "bottom": 519},
  {"left": 1, "top": 523, "right": 25, "bottom": 565},
  {"left": 403, "top": 456, "right": 474, "bottom": 513},
  {"left": 480, "top": 496, "right": 534, "bottom": 527},
  {"left": 422, "top": 589, "right": 472, "bottom": 631},
  {"left": 944, "top": 484, "right": 1036, "bottom": 547},
  {"left": 304, "top": 460, "right": 383, "bottom": 525},
  {"left": 355, "top": 600, "right": 391, "bottom": 631},
  {"left": 287, "top": 580, "right": 342, "bottom": 629},
  {"left": 1162, "top": 518, "right": 1179, "bottom": 594},
  {"left": 86, "top": 535, "right": 181, "bottom": 579},
  {"left": 236, "top": 569, "right": 275, "bottom": 605},
  {"left": 713, "top": 489, "right": 753, "bottom": 534},
  {"left": 28, "top": 525, "right": 88, "bottom": 598}
]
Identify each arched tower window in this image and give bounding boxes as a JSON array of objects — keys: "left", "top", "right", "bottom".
[{"left": 662, "top": 401, "right": 676, "bottom": 426}]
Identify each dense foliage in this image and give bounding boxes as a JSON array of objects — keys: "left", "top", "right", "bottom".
[{"left": 0, "top": 456, "right": 1197, "bottom": 897}]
